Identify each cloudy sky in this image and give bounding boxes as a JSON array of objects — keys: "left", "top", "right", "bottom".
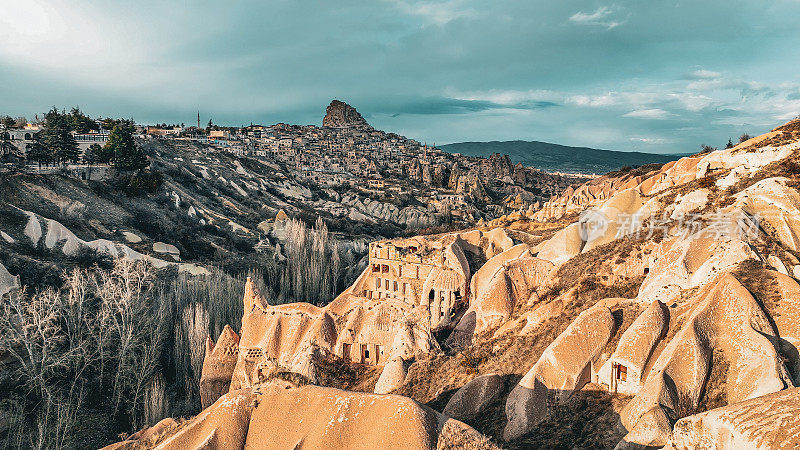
[{"left": 1, "top": 0, "right": 799, "bottom": 153}]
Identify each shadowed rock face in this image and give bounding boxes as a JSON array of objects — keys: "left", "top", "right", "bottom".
[
  {"left": 769, "top": 271, "right": 800, "bottom": 386},
  {"left": 444, "top": 373, "right": 504, "bottom": 422},
  {"left": 0, "top": 262, "right": 19, "bottom": 297},
  {"left": 322, "top": 100, "right": 369, "bottom": 128}
]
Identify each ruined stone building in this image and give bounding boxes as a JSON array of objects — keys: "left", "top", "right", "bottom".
[
  {"left": 357, "top": 238, "right": 468, "bottom": 330},
  {"left": 199, "top": 228, "right": 516, "bottom": 407}
]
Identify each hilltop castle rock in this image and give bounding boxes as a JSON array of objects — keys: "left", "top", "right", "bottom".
[{"left": 322, "top": 99, "right": 370, "bottom": 128}]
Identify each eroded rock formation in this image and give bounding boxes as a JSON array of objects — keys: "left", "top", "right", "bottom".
[
  {"left": 504, "top": 305, "right": 615, "bottom": 441},
  {"left": 665, "top": 387, "right": 800, "bottom": 449},
  {"left": 322, "top": 100, "right": 370, "bottom": 128},
  {"left": 199, "top": 325, "right": 240, "bottom": 409},
  {"left": 618, "top": 273, "right": 791, "bottom": 448},
  {"left": 142, "top": 383, "right": 494, "bottom": 449}
]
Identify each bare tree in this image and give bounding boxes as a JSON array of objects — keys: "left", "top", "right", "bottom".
[
  {"left": 278, "top": 217, "right": 345, "bottom": 305},
  {"left": 0, "top": 282, "right": 99, "bottom": 448},
  {"left": 0, "top": 260, "right": 168, "bottom": 447},
  {"left": 94, "top": 260, "right": 161, "bottom": 416},
  {"left": 174, "top": 302, "right": 209, "bottom": 409}
]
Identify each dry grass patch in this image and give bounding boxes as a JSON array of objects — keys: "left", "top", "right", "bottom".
[
  {"left": 540, "top": 237, "right": 643, "bottom": 301},
  {"left": 315, "top": 355, "right": 383, "bottom": 393},
  {"left": 733, "top": 260, "right": 782, "bottom": 319},
  {"left": 437, "top": 418, "right": 504, "bottom": 450},
  {"left": 697, "top": 349, "right": 729, "bottom": 413}
]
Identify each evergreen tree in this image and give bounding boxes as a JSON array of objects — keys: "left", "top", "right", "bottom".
[
  {"left": 0, "top": 133, "right": 17, "bottom": 159},
  {"left": 107, "top": 122, "right": 148, "bottom": 171},
  {"left": 26, "top": 138, "right": 53, "bottom": 168},
  {"left": 85, "top": 143, "right": 113, "bottom": 164},
  {"left": 68, "top": 107, "right": 99, "bottom": 134},
  {"left": 725, "top": 138, "right": 734, "bottom": 149},
  {"left": 700, "top": 144, "right": 716, "bottom": 154},
  {"left": 1, "top": 116, "right": 15, "bottom": 129},
  {"left": 39, "top": 108, "right": 79, "bottom": 164}
]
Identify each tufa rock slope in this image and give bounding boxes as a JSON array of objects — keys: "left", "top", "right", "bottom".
[{"left": 113, "top": 117, "right": 800, "bottom": 449}]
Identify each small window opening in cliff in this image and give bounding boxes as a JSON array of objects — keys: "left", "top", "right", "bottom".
[
  {"left": 454, "top": 290, "right": 462, "bottom": 301},
  {"left": 609, "top": 362, "right": 628, "bottom": 393},
  {"left": 361, "top": 344, "right": 369, "bottom": 362},
  {"left": 644, "top": 267, "right": 650, "bottom": 275},
  {"left": 429, "top": 289, "right": 435, "bottom": 301},
  {"left": 614, "top": 363, "right": 627, "bottom": 382},
  {"left": 382, "top": 264, "right": 389, "bottom": 273}
]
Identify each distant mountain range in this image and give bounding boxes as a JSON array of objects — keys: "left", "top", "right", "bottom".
[{"left": 440, "top": 140, "right": 684, "bottom": 174}]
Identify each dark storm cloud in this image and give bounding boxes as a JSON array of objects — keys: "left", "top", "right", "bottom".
[
  {"left": 366, "top": 97, "right": 559, "bottom": 116},
  {"left": 1, "top": 0, "right": 799, "bottom": 153}
]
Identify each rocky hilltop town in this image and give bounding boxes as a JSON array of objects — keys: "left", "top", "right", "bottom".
[
  {"left": 1, "top": 101, "right": 587, "bottom": 232},
  {"left": 4, "top": 103, "right": 800, "bottom": 449}
]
